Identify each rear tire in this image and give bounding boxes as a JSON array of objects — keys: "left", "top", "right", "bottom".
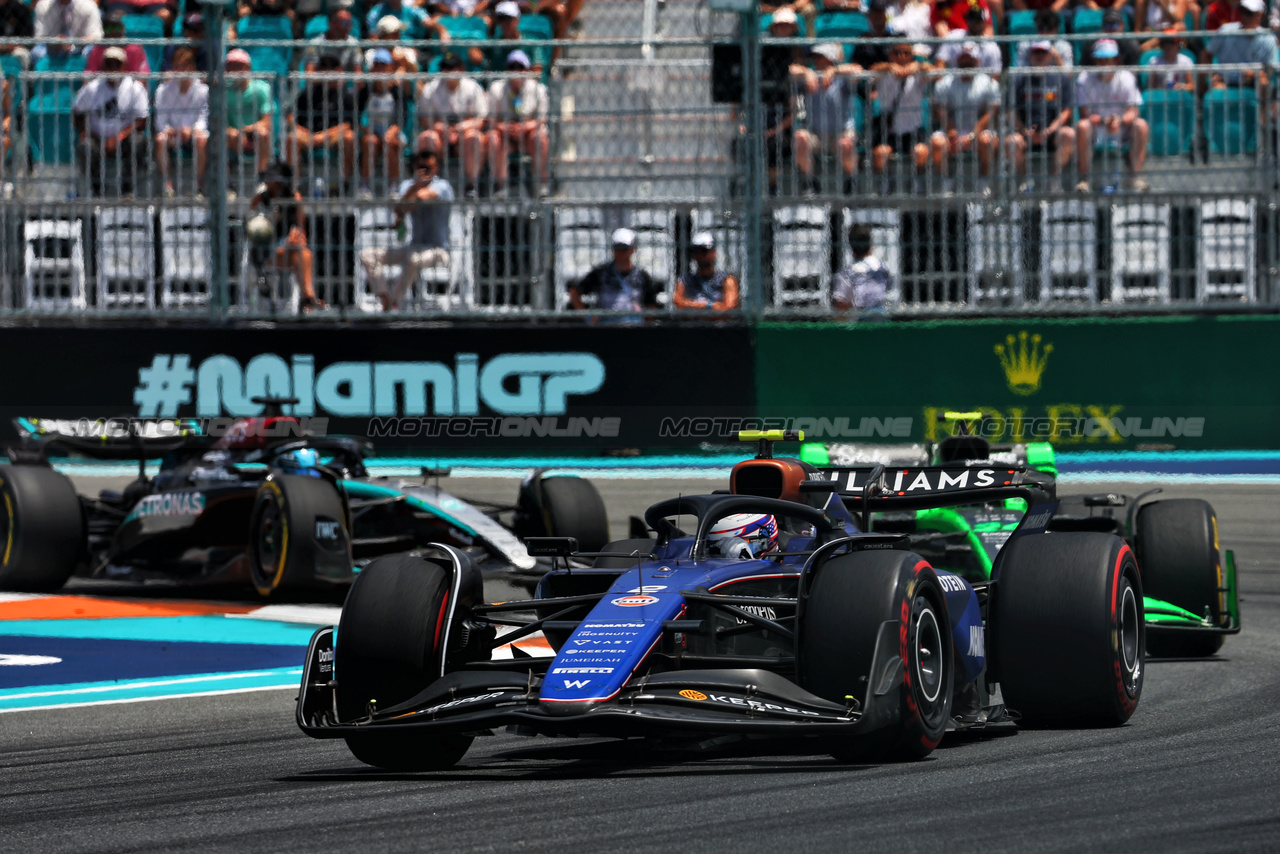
[
  {"left": 539, "top": 476, "right": 609, "bottom": 553},
  {"left": 993, "top": 532, "right": 1143, "bottom": 726},
  {"left": 248, "top": 474, "right": 350, "bottom": 598},
  {"left": 1136, "top": 499, "right": 1225, "bottom": 658},
  {"left": 336, "top": 553, "right": 473, "bottom": 770},
  {"left": 0, "top": 466, "right": 83, "bottom": 592},
  {"left": 799, "top": 549, "right": 953, "bottom": 761}
]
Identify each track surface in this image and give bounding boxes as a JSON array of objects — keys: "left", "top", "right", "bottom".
[{"left": 4, "top": 479, "right": 1280, "bottom": 853}]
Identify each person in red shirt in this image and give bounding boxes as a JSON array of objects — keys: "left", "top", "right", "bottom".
[
  {"left": 1204, "top": 0, "right": 1240, "bottom": 29},
  {"left": 931, "top": 0, "right": 993, "bottom": 36},
  {"left": 84, "top": 11, "right": 151, "bottom": 74}
]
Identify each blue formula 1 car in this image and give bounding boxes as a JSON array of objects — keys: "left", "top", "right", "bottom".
[{"left": 297, "top": 432, "right": 1145, "bottom": 769}]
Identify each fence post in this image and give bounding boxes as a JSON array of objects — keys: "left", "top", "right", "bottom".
[
  {"left": 202, "top": 0, "right": 231, "bottom": 319},
  {"left": 739, "top": 2, "right": 765, "bottom": 319}
]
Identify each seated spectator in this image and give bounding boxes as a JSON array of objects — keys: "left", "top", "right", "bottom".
[
  {"left": 416, "top": 52, "right": 489, "bottom": 197},
  {"left": 934, "top": 6, "right": 1002, "bottom": 72},
  {"left": 1204, "top": 0, "right": 1277, "bottom": 87},
  {"left": 0, "top": 0, "right": 34, "bottom": 70},
  {"left": 162, "top": 14, "right": 208, "bottom": 72},
  {"left": 1005, "top": 40, "right": 1076, "bottom": 190},
  {"left": 1083, "top": 10, "right": 1142, "bottom": 66},
  {"left": 1075, "top": 40, "right": 1149, "bottom": 191},
  {"left": 1014, "top": 9, "right": 1072, "bottom": 68},
  {"left": 1145, "top": 30, "right": 1195, "bottom": 89},
  {"left": 72, "top": 47, "right": 148, "bottom": 196},
  {"left": 931, "top": 0, "right": 992, "bottom": 37},
  {"left": 287, "top": 54, "right": 362, "bottom": 182},
  {"left": 33, "top": 0, "right": 103, "bottom": 57},
  {"left": 486, "top": 49, "right": 549, "bottom": 197},
  {"left": 487, "top": 1, "right": 549, "bottom": 71},
  {"left": 832, "top": 224, "right": 890, "bottom": 315},
  {"left": 85, "top": 11, "right": 150, "bottom": 75},
  {"left": 851, "top": 0, "right": 894, "bottom": 68},
  {"left": 764, "top": 7, "right": 806, "bottom": 69},
  {"left": 534, "top": 0, "right": 583, "bottom": 39},
  {"left": 569, "top": 228, "right": 660, "bottom": 313},
  {"left": 360, "top": 49, "right": 409, "bottom": 197},
  {"left": 366, "top": 0, "right": 431, "bottom": 39},
  {"left": 1136, "top": 0, "right": 1187, "bottom": 36},
  {"left": 1204, "top": 0, "right": 1241, "bottom": 30},
  {"left": 303, "top": 9, "right": 361, "bottom": 72},
  {"left": 763, "top": 0, "right": 817, "bottom": 32},
  {"left": 365, "top": 15, "right": 427, "bottom": 72},
  {"left": 359, "top": 149, "right": 454, "bottom": 311},
  {"left": 868, "top": 39, "right": 933, "bottom": 193},
  {"left": 674, "top": 232, "right": 740, "bottom": 311},
  {"left": 931, "top": 44, "right": 1001, "bottom": 194},
  {"left": 791, "top": 43, "right": 860, "bottom": 195},
  {"left": 250, "top": 161, "right": 322, "bottom": 311},
  {"left": 235, "top": 0, "right": 292, "bottom": 32},
  {"left": 224, "top": 48, "right": 273, "bottom": 176},
  {"left": 101, "top": 0, "right": 175, "bottom": 32},
  {"left": 154, "top": 46, "right": 209, "bottom": 197}
]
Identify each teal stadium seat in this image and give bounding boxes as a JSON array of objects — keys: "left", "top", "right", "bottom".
[
  {"left": 517, "top": 13, "right": 554, "bottom": 41},
  {"left": 1007, "top": 9, "right": 1037, "bottom": 35},
  {"left": 236, "top": 15, "right": 294, "bottom": 76},
  {"left": 303, "top": 15, "right": 363, "bottom": 40},
  {"left": 1141, "top": 88, "right": 1194, "bottom": 156},
  {"left": 439, "top": 14, "right": 488, "bottom": 41},
  {"left": 1204, "top": 87, "right": 1257, "bottom": 155},
  {"left": 122, "top": 14, "right": 165, "bottom": 72}
]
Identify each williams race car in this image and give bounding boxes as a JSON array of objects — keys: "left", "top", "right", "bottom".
[
  {"left": 297, "top": 431, "right": 1145, "bottom": 769},
  {"left": 0, "top": 404, "right": 609, "bottom": 598}
]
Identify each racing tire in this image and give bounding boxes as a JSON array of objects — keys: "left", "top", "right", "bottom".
[
  {"left": 0, "top": 466, "right": 83, "bottom": 592},
  {"left": 537, "top": 476, "right": 610, "bottom": 553},
  {"left": 992, "top": 532, "right": 1143, "bottom": 726},
  {"left": 336, "top": 553, "right": 473, "bottom": 771},
  {"left": 799, "top": 549, "right": 953, "bottom": 762},
  {"left": 592, "top": 538, "right": 656, "bottom": 569},
  {"left": 248, "top": 474, "right": 349, "bottom": 599},
  {"left": 1136, "top": 499, "right": 1225, "bottom": 658}
]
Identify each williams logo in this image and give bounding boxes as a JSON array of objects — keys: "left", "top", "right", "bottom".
[{"left": 994, "top": 331, "right": 1052, "bottom": 396}]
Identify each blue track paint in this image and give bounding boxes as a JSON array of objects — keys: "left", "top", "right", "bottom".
[{"left": 0, "top": 667, "right": 303, "bottom": 712}]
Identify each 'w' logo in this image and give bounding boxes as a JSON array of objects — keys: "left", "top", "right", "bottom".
[
  {"left": 967, "top": 625, "right": 984, "bottom": 658},
  {"left": 563, "top": 679, "right": 592, "bottom": 689}
]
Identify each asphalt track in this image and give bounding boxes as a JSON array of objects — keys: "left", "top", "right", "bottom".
[{"left": 3, "top": 477, "right": 1280, "bottom": 853}]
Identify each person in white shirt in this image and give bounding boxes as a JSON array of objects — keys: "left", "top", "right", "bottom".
[
  {"left": 1144, "top": 31, "right": 1194, "bottom": 91},
  {"left": 416, "top": 52, "right": 488, "bottom": 196},
  {"left": 931, "top": 44, "right": 1001, "bottom": 194},
  {"left": 154, "top": 47, "right": 209, "bottom": 197},
  {"left": 869, "top": 39, "right": 934, "bottom": 194},
  {"left": 1075, "top": 39, "right": 1150, "bottom": 192},
  {"left": 72, "top": 48, "right": 149, "bottom": 195},
  {"left": 933, "top": 7, "right": 1002, "bottom": 73},
  {"left": 33, "top": 0, "right": 101, "bottom": 56},
  {"left": 485, "top": 49, "right": 549, "bottom": 198}
]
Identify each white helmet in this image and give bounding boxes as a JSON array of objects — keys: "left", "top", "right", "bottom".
[{"left": 707, "top": 513, "right": 779, "bottom": 558}]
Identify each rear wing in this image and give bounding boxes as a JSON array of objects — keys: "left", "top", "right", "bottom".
[{"left": 804, "top": 464, "right": 1056, "bottom": 514}]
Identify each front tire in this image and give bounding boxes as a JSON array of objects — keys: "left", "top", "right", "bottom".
[
  {"left": 1137, "top": 499, "right": 1225, "bottom": 658},
  {"left": 0, "top": 466, "right": 83, "bottom": 592}
]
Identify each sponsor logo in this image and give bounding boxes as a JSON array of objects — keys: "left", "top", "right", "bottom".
[
  {"left": 551, "top": 667, "right": 614, "bottom": 674},
  {"left": 611, "top": 595, "right": 658, "bottom": 607},
  {"left": 831, "top": 468, "right": 1003, "bottom": 495},
  {"left": 580, "top": 623, "right": 645, "bottom": 629},
  {"left": 1020, "top": 508, "right": 1055, "bottom": 532},
  {"left": 995, "top": 331, "right": 1053, "bottom": 396},
  {"left": 706, "top": 693, "right": 821, "bottom": 717},
  {"left": 937, "top": 574, "right": 967, "bottom": 594},
  {"left": 966, "top": 625, "right": 984, "bottom": 658},
  {"left": 131, "top": 491, "right": 206, "bottom": 518},
  {"left": 314, "top": 518, "right": 342, "bottom": 545},
  {"left": 679, "top": 689, "right": 707, "bottom": 701},
  {"left": 421, "top": 691, "right": 505, "bottom": 716},
  {"left": 626, "top": 585, "right": 667, "bottom": 594},
  {"left": 558, "top": 656, "right": 624, "bottom": 664},
  {"left": 316, "top": 647, "right": 334, "bottom": 674},
  {"left": 561, "top": 679, "right": 592, "bottom": 689},
  {"left": 735, "top": 604, "right": 778, "bottom": 625},
  {"left": 573, "top": 639, "right": 629, "bottom": 647}
]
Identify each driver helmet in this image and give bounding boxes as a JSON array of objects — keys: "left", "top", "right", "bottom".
[
  {"left": 279, "top": 448, "right": 320, "bottom": 470},
  {"left": 707, "top": 513, "right": 779, "bottom": 558}
]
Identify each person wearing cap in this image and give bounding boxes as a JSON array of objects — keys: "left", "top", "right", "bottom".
[
  {"left": 33, "top": 0, "right": 102, "bottom": 57},
  {"left": 762, "top": 1, "right": 817, "bottom": 35},
  {"left": 1205, "top": 0, "right": 1277, "bottom": 87},
  {"left": 1006, "top": 39, "right": 1076, "bottom": 190},
  {"left": 931, "top": 42, "right": 1001, "bottom": 194},
  {"left": 868, "top": 38, "right": 933, "bottom": 193},
  {"left": 72, "top": 46, "right": 149, "bottom": 196},
  {"left": 365, "top": 0, "right": 431, "bottom": 41},
  {"left": 360, "top": 48, "right": 409, "bottom": 196},
  {"left": 1074, "top": 40, "right": 1149, "bottom": 191},
  {"left": 1084, "top": 9, "right": 1142, "bottom": 67},
  {"left": 1014, "top": 10, "right": 1072, "bottom": 69},
  {"left": 674, "top": 232, "right": 740, "bottom": 311},
  {"left": 792, "top": 43, "right": 860, "bottom": 194},
  {"left": 569, "top": 228, "right": 660, "bottom": 314},
  {"left": 85, "top": 10, "right": 150, "bottom": 74},
  {"left": 225, "top": 48, "right": 274, "bottom": 176},
  {"left": 765, "top": 6, "right": 803, "bottom": 63},
  {"left": 303, "top": 9, "right": 361, "bottom": 73},
  {"left": 417, "top": 52, "right": 489, "bottom": 197},
  {"left": 486, "top": 49, "right": 549, "bottom": 197},
  {"left": 162, "top": 14, "right": 208, "bottom": 72},
  {"left": 249, "top": 161, "right": 323, "bottom": 311},
  {"left": 832, "top": 223, "right": 890, "bottom": 315},
  {"left": 486, "top": 1, "right": 548, "bottom": 72},
  {"left": 287, "top": 54, "right": 364, "bottom": 184},
  {"left": 930, "top": 0, "right": 991, "bottom": 38},
  {"left": 154, "top": 46, "right": 209, "bottom": 197},
  {"left": 1145, "top": 30, "right": 1195, "bottom": 89},
  {"left": 359, "top": 148, "right": 454, "bottom": 311},
  {"left": 933, "top": 5, "right": 1003, "bottom": 72}
]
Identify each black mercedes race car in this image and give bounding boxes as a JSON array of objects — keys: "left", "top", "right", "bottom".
[{"left": 0, "top": 403, "right": 608, "bottom": 598}]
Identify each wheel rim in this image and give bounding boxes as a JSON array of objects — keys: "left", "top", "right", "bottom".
[
  {"left": 254, "top": 498, "right": 283, "bottom": 586},
  {"left": 0, "top": 491, "right": 12, "bottom": 567},
  {"left": 1120, "top": 582, "right": 1140, "bottom": 680},
  {"left": 914, "top": 601, "right": 944, "bottom": 707}
]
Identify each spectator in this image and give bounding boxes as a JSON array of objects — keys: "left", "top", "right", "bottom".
[
  {"left": 1145, "top": 30, "right": 1195, "bottom": 89},
  {"left": 534, "top": 0, "right": 584, "bottom": 39},
  {"left": 154, "top": 46, "right": 209, "bottom": 197},
  {"left": 1075, "top": 40, "right": 1149, "bottom": 191},
  {"left": 1006, "top": 40, "right": 1076, "bottom": 190},
  {"left": 102, "top": 0, "right": 175, "bottom": 32},
  {"left": 249, "top": 161, "right": 322, "bottom": 311},
  {"left": 85, "top": 11, "right": 150, "bottom": 75},
  {"left": 1084, "top": 10, "right": 1142, "bottom": 66},
  {"left": 72, "top": 47, "right": 148, "bottom": 196},
  {"left": 487, "top": 1, "right": 548, "bottom": 72},
  {"left": 0, "top": 0, "right": 34, "bottom": 70},
  {"left": 287, "top": 54, "right": 362, "bottom": 183},
  {"left": 886, "top": 0, "right": 934, "bottom": 40},
  {"left": 763, "top": 0, "right": 818, "bottom": 32},
  {"left": 1014, "top": 9, "right": 1072, "bottom": 68},
  {"left": 365, "top": 0, "right": 431, "bottom": 40},
  {"left": 934, "top": 6, "right": 1003, "bottom": 72},
  {"left": 162, "top": 15, "right": 208, "bottom": 73},
  {"left": 435, "top": 0, "right": 491, "bottom": 15},
  {"left": 832, "top": 224, "right": 890, "bottom": 315},
  {"left": 931, "top": 43, "right": 1001, "bottom": 194},
  {"left": 1204, "top": 0, "right": 1241, "bottom": 30},
  {"left": 417, "top": 52, "right": 488, "bottom": 197},
  {"left": 1204, "top": 0, "right": 1277, "bottom": 87},
  {"left": 359, "top": 149, "right": 454, "bottom": 311},
  {"left": 33, "top": 0, "right": 103, "bottom": 56},
  {"left": 486, "top": 49, "right": 549, "bottom": 198},
  {"left": 303, "top": 9, "right": 361, "bottom": 72},
  {"left": 569, "top": 228, "right": 660, "bottom": 313},
  {"left": 1137, "top": 0, "right": 1188, "bottom": 36},
  {"left": 360, "top": 49, "right": 409, "bottom": 198},
  {"left": 931, "top": 0, "right": 992, "bottom": 37},
  {"left": 674, "top": 232, "right": 740, "bottom": 311},
  {"left": 851, "top": 0, "right": 894, "bottom": 68},
  {"left": 765, "top": 6, "right": 804, "bottom": 65},
  {"left": 792, "top": 43, "right": 860, "bottom": 195},
  {"left": 364, "top": 15, "right": 428, "bottom": 73},
  {"left": 869, "top": 39, "right": 933, "bottom": 194},
  {"left": 224, "top": 48, "right": 273, "bottom": 177}
]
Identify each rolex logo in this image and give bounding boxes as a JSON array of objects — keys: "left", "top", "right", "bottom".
[{"left": 994, "top": 331, "right": 1053, "bottom": 396}]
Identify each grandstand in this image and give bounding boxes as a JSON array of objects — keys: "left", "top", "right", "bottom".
[{"left": 0, "top": 0, "right": 1276, "bottom": 316}]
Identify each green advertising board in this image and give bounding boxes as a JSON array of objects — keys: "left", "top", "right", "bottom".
[{"left": 754, "top": 315, "right": 1280, "bottom": 450}]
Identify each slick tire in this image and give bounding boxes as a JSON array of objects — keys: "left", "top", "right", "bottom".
[
  {"left": 799, "top": 549, "right": 953, "bottom": 762},
  {"left": 248, "top": 474, "right": 349, "bottom": 599},
  {"left": 0, "top": 466, "right": 83, "bottom": 592},
  {"left": 992, "top": 532, "right": 1143, "bottom": 726},
  {"left": 539, "top": 476, "right": 609, "bottom": 553},
  {"left": 337, "top": 553, "right": 473, "bottom": 771},
  {"left": 1136, "top": 499, "right": 1225, "bottom": 658}
]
